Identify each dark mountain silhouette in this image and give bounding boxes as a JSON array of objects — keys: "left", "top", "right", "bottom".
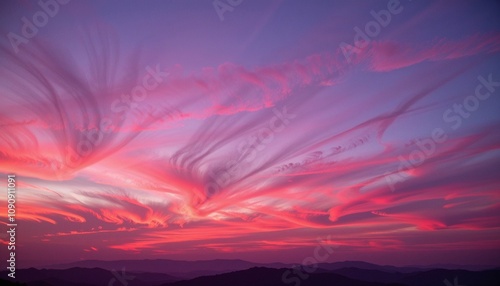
[
  {"left": 0, "top": 267, "right": 177, "bottom": 286},
  {"left": 4, "top": 260, "right": 499, "bottom": 286},
  {"left": 161, "top": 267, "right": 405, "bottom": 286},
  {"left": 316, "top": 261, "right": 422, "bottom": 273},
  {"left": 47, "top": 259, "right": 289, "bottom": 278},
  {"left": 327, "top": 267, "right": 407, "bottom": 283},
  {"left": 160, "top": 267, "right": 500, "bottom": 286},
  {"left": 46, "top": 258, "right": 495, "bottom": 279},
  {"left": 398, "top": 269, "right": 500, "bottom": 286},
  {"left": 326, "top": 267, "right": 500, "bottom": 286},
  {"left": 407, "top": 263, "right": 498, "bottom": 271},
  {"left": 0, "top": 278, "right": 27, "bottom": 286}
]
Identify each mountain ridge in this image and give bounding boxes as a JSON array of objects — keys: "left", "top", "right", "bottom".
[{"left": 3, "top": 264, "right": 500, "bottom": 286}]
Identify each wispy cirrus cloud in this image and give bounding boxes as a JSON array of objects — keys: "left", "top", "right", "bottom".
[
  {"left": 365, "top": 33, "right": 500, "bottom": 72},
  {"left": 1, "top": 0, "right": 500, "bottom": 267}
]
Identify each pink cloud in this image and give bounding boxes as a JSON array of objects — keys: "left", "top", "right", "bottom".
[{"left": 366, "top": 33, "right": 500, "bottom": 72}]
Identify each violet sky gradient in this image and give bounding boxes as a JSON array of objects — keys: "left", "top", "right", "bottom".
[{"left": 1, "top": 0, "right": 500, "bottom": 267}]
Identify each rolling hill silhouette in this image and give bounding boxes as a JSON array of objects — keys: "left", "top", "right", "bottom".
[{"left": 2, "top": 260, "right": 499, "bottom": 286}]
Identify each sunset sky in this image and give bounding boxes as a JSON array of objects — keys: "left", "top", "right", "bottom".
[{"left": 1, "top": 0, "right": 500, "bottom": 268}]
